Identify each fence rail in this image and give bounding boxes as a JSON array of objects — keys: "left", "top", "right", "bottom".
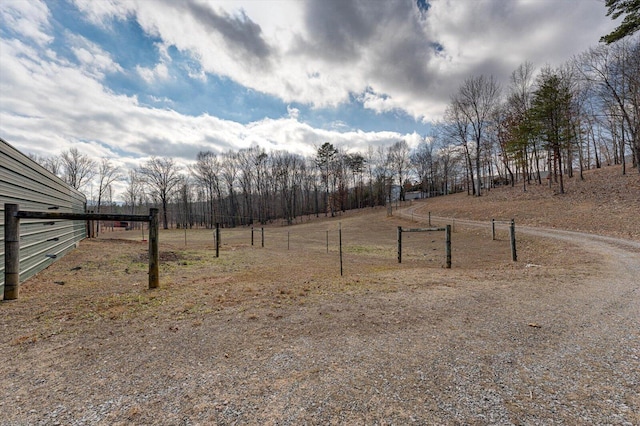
[
  {"left": 397, "top": 225, "right": 451, "bottom": 268},
  {"left": 3, "top": 204, "right": 159, "bottom": 300}
]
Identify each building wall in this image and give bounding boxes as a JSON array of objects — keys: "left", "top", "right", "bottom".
[{"left": 0, "top": 138, "right": 86, "bottom": 298}]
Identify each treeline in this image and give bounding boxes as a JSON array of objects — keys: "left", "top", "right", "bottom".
[
  {"left": 439, "top": 36, "right": 639, "bottom": 196},
  {"left": 30, "top": 36, "right": 639, "bottom": 229}
]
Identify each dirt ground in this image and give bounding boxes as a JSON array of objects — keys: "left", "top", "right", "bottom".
[{"left": 1, "top": 165, "right": 639, "bottom": 425}]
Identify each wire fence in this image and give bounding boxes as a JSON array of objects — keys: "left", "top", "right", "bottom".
[{"left": 97, "top": 203, "right": 520, "bottom": 275}]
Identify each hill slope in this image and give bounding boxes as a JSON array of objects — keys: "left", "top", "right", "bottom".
[{"left": 413, "top": 164, "right": 640, "bottom": 241}]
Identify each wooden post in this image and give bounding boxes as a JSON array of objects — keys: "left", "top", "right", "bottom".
[
  {"left": 428, "top": 212, "right": 431, "bottom": 227},
  {"left": 510, "top": 219, "right": 517, "bottom": 262},
  {"left": 445, "top": 224, "right": 452, "bottom": 269},
  {"left": 287, "top": 231, "right": 290, "bottom": 250},
  {"left": 251, "top": 226, "right": 254, "bottom": 246},
  {"left": 148, "top": 208, "right": 159, "bottom": 289},
  {"left": 86, "top": 216, "right": 91, "bottom": 239},
  {"left": 326, "top": 230, "right": 329, "bottom": 253},
  {"left": 215, "top": 223, "right": 220, "bottom": 258},
  {"left": 4, "top": 204, "right": 20, "bottom": 300},
  {"left": 261, "top": 227, "right": 264, "bottom": 248},
  {"left": 397, "top": 226, "right": 402, "bottom": 264},
  {"left": 89, "top": 210, "right": 96, "bottom": 238},
  {"left": 339, "top": 223, "right": 343, "bottom": 276},
  {"left": 492, "top": 218, "right": 496, "bottom": 241}
]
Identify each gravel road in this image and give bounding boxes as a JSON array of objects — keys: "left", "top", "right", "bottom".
[{"left": 394, "top": 207, "right": 640, "bottom": 425}]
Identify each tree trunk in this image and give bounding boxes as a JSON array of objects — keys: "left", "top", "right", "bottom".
[{"left": 475, "top": 140, "right": 482, "bottom": 196}]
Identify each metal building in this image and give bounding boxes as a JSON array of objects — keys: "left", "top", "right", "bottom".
[{"left": 1, "top": 138, "right": 87, "bottom": 298}]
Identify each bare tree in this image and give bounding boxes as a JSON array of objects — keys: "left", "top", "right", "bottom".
[
  {"left": 28, "top": 153, "right": 62, "bottom": 177},
  {"left": 59, "top": 147, "right": 97, "bottom": 192},
  {"left": 175, "top": 176, "right": 194, "bottom": 229},
  {"left": 438, "top": 139, "right": 461, "bottom": 195},
  {"left": 387, "top": 140, "right": 411, "bottom": 201},
  {"left": 124, "top": 169, "right": 143, "bottom": 217},
  {"left": 411, "top": 137, "right": 434, "bottom": 198},
  {"left": 236, "top": 146, "right": 264, "bottom": 224},
  {"left": 451, "top": 75, "right": 501, "bottom": 196},
  {"left": 192, "top": 151, "right": 221, "bottom": 228},
  {"left": 505, "top": 61, "right": 542, "bottom": 186},
  {"left": 373, "top": 145, "right": 393, "bottom": 205},
  {"left": 139, "top": 157, "right": 182, "bottom": 229},
  {"left": 444, "top": 101, "right": 474, "bottom": 195},
  {"left": 578, "top": 38, "right": 640, "bottom": 173},
  {"left": 96, "top": 159, "right": 121, "bottom": 213},
  {"left": 91, "top": 159, "right": 121, "bottom": 235}
]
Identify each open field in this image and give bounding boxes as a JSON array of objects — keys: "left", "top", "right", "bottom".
[{"left": 1, "top": 165, "right": 639, "bottom": 424}]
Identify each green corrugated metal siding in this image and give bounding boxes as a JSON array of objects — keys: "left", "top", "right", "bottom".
[{"left": 1, "top": 138, "right": 87, "bottom": 299}]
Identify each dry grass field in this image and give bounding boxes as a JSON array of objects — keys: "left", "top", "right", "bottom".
[{"left": 1, "top": 165, "right": 639, "bottom": 425}]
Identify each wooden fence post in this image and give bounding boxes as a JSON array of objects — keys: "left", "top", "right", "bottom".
[
  {"left": 397, "top": 226, "right": 402, "bottom": 264},
  {"left": 4, "top": 204, "right": 20, "bottom": 300},
  {"left": 445, "top": 224, "right": 452, "bottom": 269},
  {"left": 148, "top": 208, "right": 159, "bottom": 289},
  {"left": 492, "top": 218, "right": 496, "bottom": 240},
  {"left": 261, "top": 227, "right": 264, "bottom": 248},
  {"left": 510, "top": 219, "right": 517, "bottom": 262}
]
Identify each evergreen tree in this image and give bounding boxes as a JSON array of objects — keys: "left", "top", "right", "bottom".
[{"left": 530, "top": 69, "right": 574, "bottom": 194}]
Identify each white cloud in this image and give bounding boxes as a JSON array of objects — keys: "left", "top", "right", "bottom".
[
  {"left": 71, "top": 0, "right": 133, "bottom": 27},
  {"left": 359, "top": 91, "right": 398, "bottom": 115},
  {"left": 286, "top": 106, "right": 299, "bottom": 120},
  {"left": 67, "top": 0, "right": 618, "bottom": 123},
  {"left": 136, "top": 62, "right": 169, "bottom": 83},
  {"left": 0, "top": 0, "right": 53, "bottom": 46},
  {"left": 1, "top": 29, "right": 415, "bottom": 193},
  {"left": 67, "top": 32, "right": 123, "bottom": 79}
]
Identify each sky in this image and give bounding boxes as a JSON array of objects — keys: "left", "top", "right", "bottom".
[{"left": 0, "top": 0, "right": 620, "bottom": 194}]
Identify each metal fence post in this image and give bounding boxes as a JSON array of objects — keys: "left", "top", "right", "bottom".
[
  {"left": 445, "top": 224, "right": 452, "bottom": 269},
  {"left": 339, "top": 224, "right": 343, "bottom": 276},
  {"left": 510, "top": 219, "right": 517, "bottom": 262},
  {"left": 148, "top": 208, "right": 159, "bottom": 289},
  {"left": 215, "top": 223, "right": 220, "bottom": 258},
  {"left": 397, "top": 226, "right": 402, "bottom": 264}
]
